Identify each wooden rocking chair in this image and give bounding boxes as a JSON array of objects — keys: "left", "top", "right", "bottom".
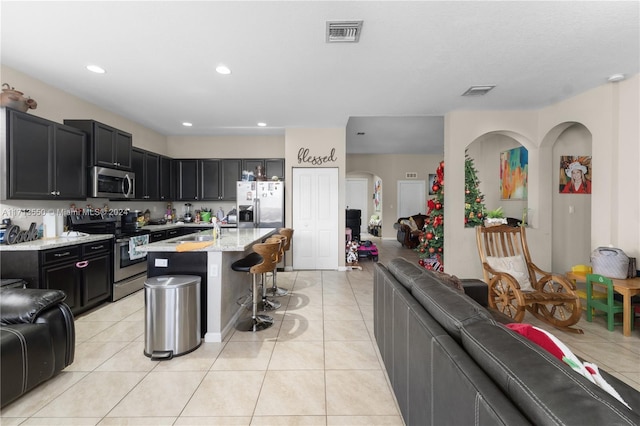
[{"left": 476, "top": 225, "right": 583, "bottom": 333}]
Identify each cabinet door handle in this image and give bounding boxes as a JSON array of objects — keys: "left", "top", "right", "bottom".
[
  {"left": 75, "top": 261, "right": 89, "bottom": 268},
  {"left": 54, "top": 251, "right": 71, "bottom": 257},
  {"left": 89, "top": 244, "right": 105, "bottom": 251}
]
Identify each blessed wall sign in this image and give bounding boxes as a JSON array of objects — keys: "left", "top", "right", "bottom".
[{"left": 297, "top": 148, "right": 337, "bottom": 166}]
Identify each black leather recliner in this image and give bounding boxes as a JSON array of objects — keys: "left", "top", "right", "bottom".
[{"left": 0, "top": 288, "right": 75, "bottom": 407}]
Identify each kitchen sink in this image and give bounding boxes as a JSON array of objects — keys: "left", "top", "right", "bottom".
[{"left": 180, "top": 234, "right": 214, "bottom": 242}]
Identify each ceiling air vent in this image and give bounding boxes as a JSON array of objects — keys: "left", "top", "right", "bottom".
[
  {"left": 326, "top": 21, "right": 363, "bottom": 43},
  {"left": 406, "top": 172, "right": 418, "bottom": 179},
  {"left": 462, "top": 85, "right": 496, "bottom": 96}
]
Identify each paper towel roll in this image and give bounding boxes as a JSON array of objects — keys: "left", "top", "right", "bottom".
[{"left": 43, "top": 213, "right": 64, "bottom": 238}]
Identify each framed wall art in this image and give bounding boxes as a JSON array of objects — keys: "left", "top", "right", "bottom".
[
  {"left": 500, "top": 146, "right": 528, "bottom": 200},
  {"left": 559, "top": 155, "right": 592, "bottom": 194}
]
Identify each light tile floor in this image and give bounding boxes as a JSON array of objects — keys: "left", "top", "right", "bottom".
[{"left": 1, "top": 234, "right": 639, "bottom": 425}]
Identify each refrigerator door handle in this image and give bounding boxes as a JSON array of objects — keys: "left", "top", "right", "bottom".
[{"left": 254, "top": 198, "right": 259, "bottom": 227}]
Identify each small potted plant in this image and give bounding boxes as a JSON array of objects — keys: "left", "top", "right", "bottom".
[{"left": 484, "top": 207, "right": 507, "bottom": 227}]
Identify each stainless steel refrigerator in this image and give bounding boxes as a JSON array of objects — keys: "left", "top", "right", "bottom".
[{"left": 236, "top": 181, "right": 284, "bottom": 228}]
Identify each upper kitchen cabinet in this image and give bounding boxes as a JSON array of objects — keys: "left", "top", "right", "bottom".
[
  {"left": 242, "top": 158, "right": 285, "bottom": 180},
  {"left": 131, "top": 148, "right": 159, "bottom": 200},
  {"left": 221, "top": 158, "right": 241, "bottom": 200},
  {"left": 64, "top": 119, "right": 132, "bottom": 170},
  {"left": 265, "top": 159, "right": 285, "bottom": 180},
  {"left": 176, "top": 158, "right": 241, "bottom": 201},
  {"left": 159, "top": 155, "right": 175, "bottom": 201},
  {"left": 3, "top": 108, "right": 86, "bottom": 200}
]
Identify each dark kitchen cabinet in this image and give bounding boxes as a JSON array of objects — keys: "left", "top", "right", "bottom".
[
  {"left": 159, "top": 156, "right": 175, "bottom": 200},
  {"left": 265, "top": 158, "right": 285, "bottom": 180},
  {"left": 64, "top": 119, "right": 132, "bottom": 170},
  {"left": 0, "top": 239, "right": 113, "bottom": 316},
  {"left": 177, "top": 159, "right": 199, "bottom": 200},
  {"left": 221, "top": 159, "right": 241, "bottom": 200},
  {"left": 176, "top": 158, "right": 240, "bottom": 201},
  {"left": 200, "top": 159, "right": 221, "bottom": 200},
  {"left": 132, "top": 148, "right": 159, "bottom": 200},
  {"left": 4, "top": 109, "right": 86, "bottom": 200},
  {"left": 149, "top": 230, "right": 167, "bottom": 243},
  {"left": 241, "top": 158, "right": 285, "bottom": 181}
]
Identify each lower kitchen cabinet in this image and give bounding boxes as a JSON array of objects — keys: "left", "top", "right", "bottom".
[{"left": 0, "top": 239, "right": 113, "bottom": 316}]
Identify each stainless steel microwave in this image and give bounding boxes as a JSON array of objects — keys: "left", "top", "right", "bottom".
[{"left": 89, "top": 166, "right": 135, "bottom": 198}]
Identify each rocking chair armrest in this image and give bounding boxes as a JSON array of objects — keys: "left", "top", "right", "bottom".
[{"left": 533, "top": 273, "right": 578, "bottom": 293}]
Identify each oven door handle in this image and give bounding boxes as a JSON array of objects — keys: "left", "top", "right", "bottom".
[{"left": 116, "top": 238, "right": 130, "bottom": 244}]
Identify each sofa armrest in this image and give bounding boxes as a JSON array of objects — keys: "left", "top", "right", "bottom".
[{"left": 0, "top": 288, "right": 67, "bottom": 325}]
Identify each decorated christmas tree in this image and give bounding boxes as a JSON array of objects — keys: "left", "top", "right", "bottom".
[
  {"left": 416, "top": 161, "right": 445, "bottom": 271},
  {"left": 464, "top": 152, "right": 486, "bottom": 227}
]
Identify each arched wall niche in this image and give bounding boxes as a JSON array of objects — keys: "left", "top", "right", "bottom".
[
  {"left": 465, "top": 130, "right": 532, "bottom": 224},
  {"left": 542, "top": 122, "right": 593, "bottom": 272}
]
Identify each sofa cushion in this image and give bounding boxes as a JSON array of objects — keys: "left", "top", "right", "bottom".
[
  {"left": 410, "top": 272, "right": 493, "bottom": 342},
  {"left": 0, "top": 289, "right": 67, "bottom": 325},
  {"left": 388, "top": 257, "right": 425, "bottom": 291},
  {"left": 460, "top": 321, "right": 640, "bottom": 425}
]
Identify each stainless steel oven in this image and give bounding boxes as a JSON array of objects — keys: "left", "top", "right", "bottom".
[
  {"left": 67, "top": 214, "right": 149, "bottom": 302},
  {"left": 113, "top": 232, "right": 149, "bottom": 301}
]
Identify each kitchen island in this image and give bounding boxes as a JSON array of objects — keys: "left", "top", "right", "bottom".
[{"left": 137, "top": 227, "right": 276, "bottom": 342}]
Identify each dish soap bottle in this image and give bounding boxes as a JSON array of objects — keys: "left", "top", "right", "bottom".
[{"left": 216, "top": 207, "right": 225, "bottom": 221}]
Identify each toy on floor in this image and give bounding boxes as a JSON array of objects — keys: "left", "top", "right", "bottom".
[
  {"left": 358, "top": 240, "right": 379, "bottom": 262},
  {"left": 346, "top": 240, "right": 359, "bottom": 264}
]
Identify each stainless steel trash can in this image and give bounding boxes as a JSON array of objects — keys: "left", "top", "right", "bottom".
[{"left": 144, "top": 275, "right": 201, "bottom": 360}]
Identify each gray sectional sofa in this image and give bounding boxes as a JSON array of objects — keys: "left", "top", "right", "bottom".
[{"left": 373, "top": 257, "right": 640, "bottom": 425}]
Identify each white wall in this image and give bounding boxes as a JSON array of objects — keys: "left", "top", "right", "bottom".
[{"left": 166, "top": 135, "right": 284, "bottom": 159}]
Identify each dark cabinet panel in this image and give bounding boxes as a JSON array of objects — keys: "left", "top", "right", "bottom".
[
  {"left": 54, "top": 125, "right": 86, "bottom": 198},
  {"left": 81, "top": 253, "right": 112, "bottom": 308},
  {"left": 8, "top": 110, "right": 53, "bottom": 198},
  {"left": 64, "top": 119, "right": 132, "bottom": 170},
  {"left": 242, "top": 159, "right": 264, "bottom": 177},
  {"left": 42, "top": 262, "right": 81, "bottom": 312},
  {"left": 177, "top": 159, "right": 199, "bottom": 200},
  {"left": 200, "top": 159, "right": 221, "bottom": 200},
  {"left": 149, "top": 230, "right": 167, "bottom": 243},
  {"left": 265, "top": 158, "right": 285, "bottom": 180},
  {"left": 221, "top": 159, "right": 241, "bottom": 200},
  {"left": 6, "top": 109, "right": 86, "bottom": 200},
  {"left": 132, "top": 148, "right": 160, "bottom": 200},
  {"left": 159, "top": 156, "right": 174, "bottom": 201}
]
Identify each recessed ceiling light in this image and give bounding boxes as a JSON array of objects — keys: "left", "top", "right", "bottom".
[
  {"left": 216, "top": 65, "right": 231, "bottom": 75},
  {"left": 608, "top": 74, "right": 625, "bottom": 82},
  {"left": 257, "top": 122, "right": 267, "bottom": 127},
  {"left": 182, "top": 122, "right": 193, "bottom": 127},
  {"left": 86, "top": 65, "right": 106, "bottom": 74}
]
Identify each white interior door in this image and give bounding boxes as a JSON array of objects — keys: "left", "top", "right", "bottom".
[
  {"left": 397, "top": 180, "right": 426, "bottom": 218},
  {"left": 346, "top": 178, "right": 369, "bottom": 222},
  {"left": 293, "top": 168, "right": 339, "bottom": 270}
]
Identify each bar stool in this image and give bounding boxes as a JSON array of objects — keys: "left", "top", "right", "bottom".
[
  {"left": 269, "top": 228, "right": 294, "bottom": 296},
  {"left": 231, "top": 241, "right": 279, "bottom": 332},
  {"left": 265, "top": 234, "right": 289, "bottom": 297}
]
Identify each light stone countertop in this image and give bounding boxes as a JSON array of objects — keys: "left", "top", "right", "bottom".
[
  {"left": 0, "top": 234, "right": 113, "bottom": 251},
  {"left": 136, "top": 227, "right": 275, "bottom": 252}
]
